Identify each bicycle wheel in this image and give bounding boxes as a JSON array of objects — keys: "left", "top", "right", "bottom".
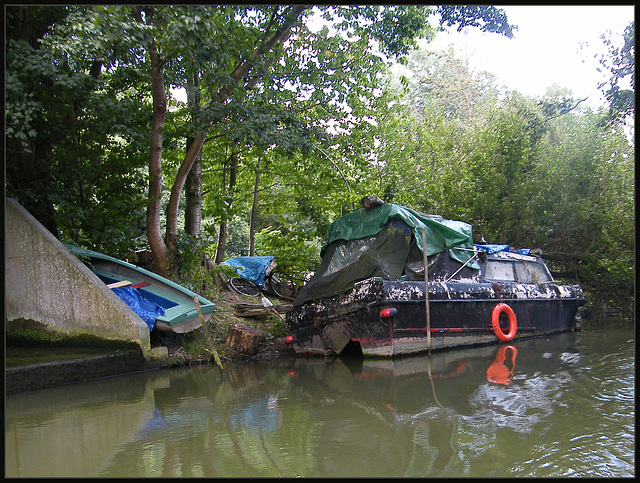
[
  {"left": 229, "top": 277, "right": 261, "bottom": 297},
  {"left": 267, "top": 269, "right": 297, "bottom": 299}
]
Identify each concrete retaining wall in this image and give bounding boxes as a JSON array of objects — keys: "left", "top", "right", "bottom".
[{"left": 5, "top": 198, "right": 151, "bottom": 354}]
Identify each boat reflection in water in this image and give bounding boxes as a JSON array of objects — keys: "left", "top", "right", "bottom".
[
  {"left": 289, "top": 338, "right": 565, "bottom": 433},
  {"left": 6, "top": 331, "right": 633, "bottom": 477}
]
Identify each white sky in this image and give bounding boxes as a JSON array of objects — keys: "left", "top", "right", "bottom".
[{"left": 427, "top": 5, "right": 635, "bottom": 107}]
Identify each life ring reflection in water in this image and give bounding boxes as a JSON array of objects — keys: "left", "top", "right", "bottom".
[
  {"left": 491, "top": 303, "right": 517, "bottom": 341},
  {"left": 486, "top": 345, "right": 518, "bottom": 385}
]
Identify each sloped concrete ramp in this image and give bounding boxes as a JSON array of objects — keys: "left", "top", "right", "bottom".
[{"left": 5, "top": 198, "right": 151, "bottom": 354}]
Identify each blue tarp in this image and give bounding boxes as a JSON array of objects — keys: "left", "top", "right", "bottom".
[
  {"left": 221, "top": 256, "right": 275, "bottom": 286},
  {"left": 474, "top": 244, "right": 531, "bottom": 255},
  {"left": 112, "top": 286, "right": 165, "bottom": 331}
]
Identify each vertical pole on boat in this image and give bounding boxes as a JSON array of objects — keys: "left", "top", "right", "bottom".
[{"left": 421, "top": 228, "right": 432, "bottom": 352}]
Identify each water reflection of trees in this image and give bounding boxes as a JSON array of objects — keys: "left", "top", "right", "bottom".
[{"left": 8, "top": 332, "right": 599, "bottom": 477}]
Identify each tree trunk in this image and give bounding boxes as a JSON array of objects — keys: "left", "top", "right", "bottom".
[
  {"left": 248, "top": 156, "right": 262, "bottom": 256},
  {"left": 215, "top": 222, "right": 228, "bottom": 265},
  {"left": 147, "top": 39, "right": 169, "bottom": 276},
  {"left": 184, "top": 73, "right": 203, "bottom": 237},
  {"left": 167, "top": 5, "right": 307, "bottom": 257},
  {"left": 165, "top": 134, "right": 206, "bottom": 253},
  {"left": 214, "top": 154, "right": 238, "bottom": 263},
  {"left": 184, "top": 151, "right": 202, "bottom": 237}
]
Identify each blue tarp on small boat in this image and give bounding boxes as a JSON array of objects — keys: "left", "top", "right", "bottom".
[{"left": 112, "top": 286, "right": 165, "bottom": 331}]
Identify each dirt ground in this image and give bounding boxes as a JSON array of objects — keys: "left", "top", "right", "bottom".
[{"left": 151, "top": 285, "right": 295, "bottom": 364}]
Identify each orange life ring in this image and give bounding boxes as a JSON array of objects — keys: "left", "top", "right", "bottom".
[{"left": 491, "top": 303, "right": 517, "bottom": 341}]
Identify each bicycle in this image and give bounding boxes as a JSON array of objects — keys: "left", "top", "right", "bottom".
[
  {"left": 222, "top": 256, "right": 297, "bottom": 300},
  {"left": 265, "top": 267, "right": 297, "bottom": 299}
]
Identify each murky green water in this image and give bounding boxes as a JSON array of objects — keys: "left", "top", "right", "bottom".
[{"left": 5, "top": 323, "right": 634, "bottom": 477}]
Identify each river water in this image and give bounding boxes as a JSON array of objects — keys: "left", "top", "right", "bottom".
[{"left": 5, "top": 322, "right": 634, "bottom": 478}]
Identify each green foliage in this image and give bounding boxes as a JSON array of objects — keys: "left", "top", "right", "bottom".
[
  {"left": 435, "top": 5, "right": 516, "bottom": 38},
  {"left": 256, "top": 227, "right": 322, "bottom": 274},
  {"left": 169, "top": 232, "right": 219, "bottom": 298},
  {"left": 598, "top": 21, "right": 634, "bottom": 123},
  {"left": 5, "top": 6, "right": 151, "bottom": 257},
  {"left": 223, "top": 215, "right": 251, "bottom": 258}
]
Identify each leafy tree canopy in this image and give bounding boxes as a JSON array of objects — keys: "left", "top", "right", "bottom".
[{"left": 598, "top": 21, "right": 635, "bottom": 123}]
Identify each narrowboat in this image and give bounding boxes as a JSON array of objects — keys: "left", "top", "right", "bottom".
[
  {"left": 284, "top": 197, "right": 585, "bottom": 357},
  {"left": 67, "top": 245, "right": 215, "bottom": 333}
]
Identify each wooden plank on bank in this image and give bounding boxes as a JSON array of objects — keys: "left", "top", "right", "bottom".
[{"left": 233, "top": 303, "right": 290, "bottom": 317}]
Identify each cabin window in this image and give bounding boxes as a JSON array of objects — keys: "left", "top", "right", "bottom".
[
  {"left": 514, "top": 261, "right": 553, "bottom": 283},
  {"left": 484, "top": 260, "right": 553, "bottom": 283},
  {"left": 484, "top": 261, "right": 515, "bottom": 281}
]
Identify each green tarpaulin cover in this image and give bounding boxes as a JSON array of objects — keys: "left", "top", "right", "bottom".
[
  {"left": 323, "top": 203, "right": 476, "bottom": 264},
  {"left": 293, "top": 203, "right": 479, "bottom": 305}
]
